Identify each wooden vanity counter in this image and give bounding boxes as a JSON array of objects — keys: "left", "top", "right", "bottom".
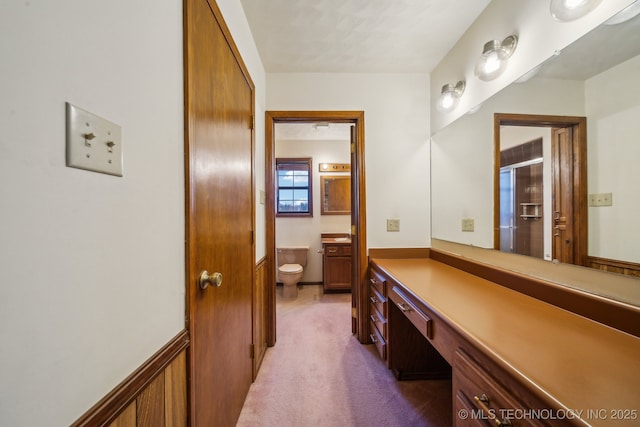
[{"left": 371, "top": 257, "right": 640, "bottom": 427}]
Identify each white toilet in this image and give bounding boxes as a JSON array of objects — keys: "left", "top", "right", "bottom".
[{"left": 277, "top": 246, "right": 309, "bottom": 298}]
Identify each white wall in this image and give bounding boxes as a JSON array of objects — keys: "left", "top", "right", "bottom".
[
  {"left": 275, "top": 139, "right": 351, "bottom": 282},
  {"left": 267, "top": 73, "right": 431, "bottom": 250},
  {"left": 586, "top": 54, "right": 640, "bottom": 263},
  {"left": 0, "top": 1, "right": 266, "bottom": 425},
  {"left": 0, "top": 1, "right": 183, "bottom": 425}
]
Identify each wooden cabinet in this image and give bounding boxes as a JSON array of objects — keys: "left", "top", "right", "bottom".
[
  {"left": 369, "top": 260, "right": 589, "bottom": 427},
  {"left": 322, "top": 241, "right": 352, "bottom": 292}
]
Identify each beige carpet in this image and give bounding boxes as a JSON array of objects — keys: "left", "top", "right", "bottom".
[{"left": 236, "top": 285, "right": 452, "bottom": 427}]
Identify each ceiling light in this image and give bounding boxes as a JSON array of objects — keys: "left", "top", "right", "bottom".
[
  {"left": 436, "top": 81, "right": 466, "bottom": 113},
  {"left": 550, "top": 0, "right": 603, "bottom": 22},
  {"left": 604, "top": 1, "right": 640, "bottom": 25},
  {"left": 474, "top": 35, "right": 518, "bottom": 82}
]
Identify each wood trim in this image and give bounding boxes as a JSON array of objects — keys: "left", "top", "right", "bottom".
[
  {"left": 265, "top": 111, "right": 367, "bottom": 345},
  {"left": 493, "top": 113, "right": 588, "bottom": 266},
  {"left": 253, "top": 257, "right": 268, "bottom": 377},
  {"left": 586, "top": 256, "right": 640, "bottom": 278},
  {"left": 368, "top": 248, "right": 430, "bottom": 259},
  {"left": 71, "top": 330, "right": 189, "bottom": 427},
  {"left": 430, "top": 249, "right": 640, "bottom": 337}
]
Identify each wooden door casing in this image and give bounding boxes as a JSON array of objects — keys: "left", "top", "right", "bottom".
[
  {"left": 264, "top": 111, "right": 367, "bottom": 345},
  {"left": 493, "top": 113, "right": 587, "bottom": 266},
  {"left": 184, "top": 0, "right": 255, "bottom": 426}
]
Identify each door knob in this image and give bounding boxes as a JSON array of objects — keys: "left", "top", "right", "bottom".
[{"left": 199, "top": 270, "right": 223, "bottom": 290}]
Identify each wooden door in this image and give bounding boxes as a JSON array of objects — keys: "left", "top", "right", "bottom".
[
  {"left": 552, "top": 127, "right": 574, "bottom": 263},
  {"left": 185, "top": 0, "right": 255, "bottom": 425}
]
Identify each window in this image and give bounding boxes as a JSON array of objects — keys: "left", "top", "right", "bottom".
[{"left": 276, "top": 158, "right": 313, "bottom": 217}]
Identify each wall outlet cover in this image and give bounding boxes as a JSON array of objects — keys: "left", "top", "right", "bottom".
[
  {"left": 461, "top": 218, "right": 474, "bottom": 232},
  {"left": 386, "top": 218, "right": 400, "bottom": 232}
]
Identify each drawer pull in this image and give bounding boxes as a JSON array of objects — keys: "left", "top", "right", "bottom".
[
  {"left": 396, "top": 302, "right": 411, "bottom": 312},
  {"left": 369, "top": 278, "right": 376, "bottom": 285},
  {"left": 369, "top": 333, "right": 378, "bottom": 343},
  {"left": 370, "top": 314, "right": 379, "bottom": 323},
  {"left": 473, "top": 394, "right": 512, "bottom": 427},
  {"left": 474, "top": 394, "right": 490, "bottom": 405},
  {"left": 370, "top": 296, "right": 378, "bottom": 304}
]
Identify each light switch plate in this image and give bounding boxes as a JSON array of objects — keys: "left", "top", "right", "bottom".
[
  {"left": 386, "top": 219, "right": 400, "bottom": 232},
  {"left": 66, "top": 102, "right": 123, "bottom": 176},
  {"left": 588, "top": 193, "right": 612, "bottom": 207}
]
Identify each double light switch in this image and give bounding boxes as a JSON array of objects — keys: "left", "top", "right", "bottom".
[{"left": 65, "top": 102, "right": 123, "bottom": 176}]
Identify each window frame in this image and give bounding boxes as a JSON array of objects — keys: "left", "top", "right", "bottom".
[{"left": 275, "top": 157, "right": 313, "bottom": 217}]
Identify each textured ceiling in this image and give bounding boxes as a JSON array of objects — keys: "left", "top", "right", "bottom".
[{"left": 239, "top": 0, "right": 491, "bottom": 73}]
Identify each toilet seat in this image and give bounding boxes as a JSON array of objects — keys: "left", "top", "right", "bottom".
[{"left": 278, "top": 263, "right": 303, "bottom": 274}]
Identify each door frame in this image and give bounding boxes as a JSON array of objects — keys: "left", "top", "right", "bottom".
[
  {"left": 265, "top": 111, "right": 367, "bottom": 345},
  {"left": 493, "top": 113, "right": 587, "bottom": 266}
]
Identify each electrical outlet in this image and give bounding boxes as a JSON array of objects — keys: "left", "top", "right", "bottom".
[
  {"left": 461, "top": 218, "right": 474, "bottom": 232},
  {"left": 386, "top": 219, "right": 400, "bottom": 232}
]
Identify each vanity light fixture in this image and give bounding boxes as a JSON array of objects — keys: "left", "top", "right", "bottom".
[
  {"left": 550, "top": 0, "right": 603, "bottom": 22},
  {"left": 474, "top": 35, "right": 518, "bottom": 82},
  {"left": 436, "top": 80, "right": 466, "bottom": 113}
]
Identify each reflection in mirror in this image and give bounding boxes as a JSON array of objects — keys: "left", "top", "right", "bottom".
[
  {"left": 495, "top": 114, "right": 587, "bottom": 268},
  {"left": 431, "top": 10, "right": 640, "bottom": 278},
  {"left": 320, "top": 175, "right": 350, "bottom": 215}
]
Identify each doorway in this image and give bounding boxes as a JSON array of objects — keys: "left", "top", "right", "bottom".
[
  {"left": 499, "top": 137, "right": 544, "bottom": 258},
  {"left": 493, "top": 113, "right": 587, "bottom": 266},
  {"left": 265, "top": 111, "right": 367, "bottom": 346}
]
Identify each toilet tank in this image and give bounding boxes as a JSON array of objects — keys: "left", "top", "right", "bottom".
[{"left": 276, "top": 246, "right": 309, "bottom": 267}]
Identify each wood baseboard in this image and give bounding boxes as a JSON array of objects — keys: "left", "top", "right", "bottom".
[
  {"left": 71, "top": 330, "right": 189, "bottom": 427},
  {"left": 586, "top": 256, "right": 640, "bottom": 278}
]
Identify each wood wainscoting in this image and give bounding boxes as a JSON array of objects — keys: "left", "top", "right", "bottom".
[
  {"left": 253, "top": 257, "right": 268, "bottom": 378},
  {"left": 72, "top": 330, "right": 189, "bottom": 427},
  {"left": 586, "top": 256, "right": 640, "bottom": 278}
]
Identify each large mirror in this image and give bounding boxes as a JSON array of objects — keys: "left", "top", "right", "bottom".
[
  {"left": 320, "top": 175, "right": 350, "bottom": 215},
  {"left": 431, "top": 8, "right": 640, "bottom": 278}
]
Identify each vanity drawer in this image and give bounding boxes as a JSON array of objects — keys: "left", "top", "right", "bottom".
[
  {"left": 369, "top": 267, "right": 387, "bottom": 298},
  {"left": 389, "top": 285, "right": 432, "bottom": 340},
  {"left": 369, "top": 285, "right": 387, "bottom": 321},
  {"left": 455, "top": 391, "right": 487, "bottom": 427},
  {"left": 369, "top": 301, "right": 387, "bottom": 339},
  {"left": 454, "top": 349, "right": 548, "bottom": 427},
  {"left": 369, "top": 319, "right": 386, "bottom": 360},
  {"left": 325, "top": 244, "right": 349, "bottom": 257}
]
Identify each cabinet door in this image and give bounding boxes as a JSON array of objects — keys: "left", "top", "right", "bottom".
[{"left": 324, "top": 256, "right": 351, "bottom": 291}]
